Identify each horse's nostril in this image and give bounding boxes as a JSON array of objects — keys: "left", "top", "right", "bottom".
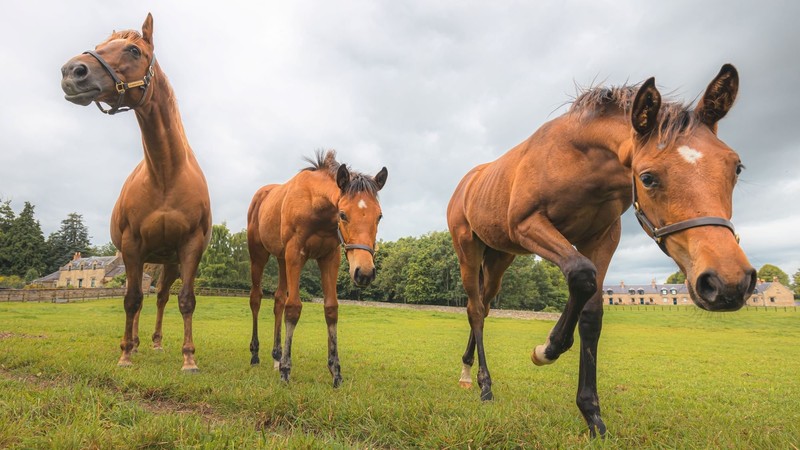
[
  {"left": 74, "top": 64, "right": 88, "bottom": 78},
  {"left": 696, "top": 270, "right": 721, "bottom": 302}
]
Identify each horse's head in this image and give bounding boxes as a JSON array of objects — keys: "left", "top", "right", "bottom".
[
  {"left": 61, "top": 13, "right": 156, "bottom": 114},
  {"left": 629, "top": 64, "right": 755, "bottom": 311},
  {"left": 336, "top": 164, "right": 388, "bottom": 287}
]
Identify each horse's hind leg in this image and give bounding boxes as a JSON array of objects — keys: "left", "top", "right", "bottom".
[
  {"left": 248, "top": 247, "right": 268, "bottom": 366},
  {"left": 176, "top": 233, "right": 205, "bottom": 373},
  {"left": 318, "top": 251, "right": 343, "bottom": 388},
  {"left": 460, "top": 249, "right": 514, "bottom": 392},
  {"left": 153, "top": 263, "right": 179, "bottom": 350}
]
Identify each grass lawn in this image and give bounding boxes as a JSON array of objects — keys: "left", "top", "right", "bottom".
[{"left": 0, "top": 297, "right": 798, "bottom": 448}]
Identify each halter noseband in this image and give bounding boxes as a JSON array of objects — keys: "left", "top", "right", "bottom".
[
  {"left": 337, "top": 224, "right": 375, "bottom": 256},
  {"left": 632, "top": 175, "right": 739, "bottom": 256},
  {"left": 83, "top": 50, "right": 155, "bottom": 115}
]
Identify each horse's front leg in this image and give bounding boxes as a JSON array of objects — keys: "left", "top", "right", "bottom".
[
  {"left": 318, "top": 251, "right": 343, "bottom": 388},
  {"left": 118, "top": 255, "right": 144, "bottom": 367},
  {"left": 280, "top": 249, "right": 306, "bottom": 384},
  {"left": 176, "top": 233, "right": 206, "bottom": 373}
]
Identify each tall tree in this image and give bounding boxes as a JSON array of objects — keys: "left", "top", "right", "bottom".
[
  {"left": 1, "top": 202, "right": 46, "bottom": 276},
  {"left": 792, "top": 269, "right": 800, "bottom": 300},
  {"left": 757, "top": 264, "right": 789, "bottom": 286},
  {"left": 45, "top": 212, "right": 93, "bottom": 272},
  {"left": 0, "top": 198, "right": 15, "bottom": 273},
  {"left": 91, "top": 241, "right": 119, "bottom": 257}
]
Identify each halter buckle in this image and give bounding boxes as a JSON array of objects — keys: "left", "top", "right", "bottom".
[{"left": 115, "top": 81, "right": 126, "bottom": 94}]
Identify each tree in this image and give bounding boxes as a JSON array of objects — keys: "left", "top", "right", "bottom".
[
  {"left": 792, "top": 269, "right": 800, "bottom": 300},
  {"left": 0, "top": 202, "right": 46, "bottom": 277},
  {"left": 666, "top": 271, "right": 686, "bottom": 284},
  {"left": 0, "top": 198, "right": 15, "bottom": 273},
  {"left": 757, "top": 264, "right": 789, "bottom": 286},
  {"left": 197, "top": 223, "right": 240, "bottom": 288},
  {"left": 45, "top": 212, "right": 93, "bottom": 272},
  {"left": 91, "top": 241, "right": 118, "bottom": 257}
]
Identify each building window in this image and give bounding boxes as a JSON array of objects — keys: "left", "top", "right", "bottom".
[
  {"left": 661, "top": 288, "right": 667, "bottom": 295},
  {"left": 663, "top": 297, "right": 668, "bottom": 303},
  {"left": 66, "top": 278, "right": 71, "bottom": 287},
  {"left": 68, "top": 265, "right": 72, "bottom": 271},
  {"left": 92, "top": 262, "right": 97, "bottom": 270},
  {"left": 91, "top": 278, "right": 96, "bottom": 288},
  {"left": 672, "top": 298, "right": 678, "bottom": 305},
  {"left": 670, "top": 288, "right": 678, "bottom": 295},
  {"left": 78, "top": 279, "right": 83, "bottom": 288},
  {"left": 606, "top": 289, "right": 614, "bottom": 295},
  {"left": 770, "top": 297, "right": 776, "bottom": 303},
  {"left": 628, "top": 288, "right": 636, "bottom": 295},
  {"left": 637, "top": 289, "right": 645, "bottom": 295}
]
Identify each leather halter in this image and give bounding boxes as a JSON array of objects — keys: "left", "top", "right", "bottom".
[
  {"left": 632, "top": 175, "right": 739, "bottom": 256},
  {"left": 83, "top": 50, "right": 155, "bottom": 115},
  {"left": 337, "top": 223, "right": 375, "bottom": 256}
]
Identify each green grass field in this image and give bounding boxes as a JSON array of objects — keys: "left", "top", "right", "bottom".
[{"left": 0, "top": 297, "right": 798, "bottom": 449}]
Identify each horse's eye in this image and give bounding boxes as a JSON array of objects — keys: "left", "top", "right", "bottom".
[
  {"left": 128, "top": 46, "right": 141, "bottom": 58},
  {"left": 639, "top": 172, "right": 657, "bottom": 188},
  {"left": 339, "top": 211, "right": 348, "bottom": 222},
  {"left": 735, "top": 163, "right": 745, "bottom": 176},
  {"left": 377, "top": 213, "right": 383, "bottom": 223}
]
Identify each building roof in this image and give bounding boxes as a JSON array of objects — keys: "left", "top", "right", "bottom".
[
  {"left": 33, "top": 271, "right": 61, "bottom": 283},
  {"left": 61, "top": 255, "right": 118, "bottom": 270},
  {"left": 602, "top": 283, "right": 690, "bottom": 295}
]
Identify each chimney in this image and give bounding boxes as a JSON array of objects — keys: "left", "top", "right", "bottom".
[
  {"left": 620, "top": 280, "right": 625, "bottom": 290},
  {"left": 772, "top": 276, "right": 779, "bottom": 283},
  {"left": 72, "top": 252, "right": 81, "bottom": 261},
  {"left": 651, "top": 278, "right": 657, "bottom": 289}
]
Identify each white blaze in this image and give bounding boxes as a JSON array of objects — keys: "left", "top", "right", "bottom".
[
  {"left": 358, "top": 199, "right": 367, "bottom": 209},
  {"left": 678, "top": 145, "right": 703, "bottom": 165}
]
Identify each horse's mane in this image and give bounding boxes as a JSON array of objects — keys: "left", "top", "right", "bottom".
[
  {"left": 302, "top": 150, "right": 380, "bottom": 196},
  {"left": 103, "top": 30, "right": 146, "bottom": 45},
  {"left": 569, "top": 83, "right": 700, "bottom": 148}
]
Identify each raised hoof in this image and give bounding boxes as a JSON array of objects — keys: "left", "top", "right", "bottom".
[
  {"left": 182, "top": 366, "right": 200, "bottom": 374},
  {"left": 459, "top": 380, "right": 473, "bottom": 389},
  {"left": 531, "top": 344, "right": 554, "bottom": 366}
]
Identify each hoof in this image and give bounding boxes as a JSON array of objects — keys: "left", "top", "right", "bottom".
[
  {"left": 182, "top": 366, "right": 200, "bottom": 374},
  {"left": 152, "top": 345, "right": 164, "bottom": 352},
  {"left": 459, "top": 380, "right": 473, "bottom": 389},
  {"left": 332, "top": 375, "right": 343, "bottom": 389},
  {"left": 531, "top": 344, "right": 553, "bottom": 366},
  {"left": 250, "top": 355, "right": 260, "bottom": 366},
  {"left": 117, "top": 360, "right": 133, "bottom": 368},
  {"left": 480, "top": 388, "right": 493, "bottom": 401}
]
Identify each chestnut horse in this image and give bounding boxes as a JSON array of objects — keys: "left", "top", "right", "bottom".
[
  {"left": 248, "top": 150, "right": 387, "bottom": 387},
  {"left": 447, "top": 64, "right": 754, "bottom": 436},
  {"left": 61, "top": 14, "right": 212, "bottom": 372}
]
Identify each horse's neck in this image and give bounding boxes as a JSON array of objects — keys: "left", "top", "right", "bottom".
[
  {"left": 566, "top": 114, "right": 635, "bottom": 168},
  {"left": 134, "top": 64, "right": 193, "bottom": 187}
]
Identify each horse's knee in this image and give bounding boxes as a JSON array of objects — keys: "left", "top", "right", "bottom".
[
  {"left": 564, "top": 258, "right": 597, "bottom": 301},
  {"left": 578, "top": 308, "right": 603, "bottom": 340},
  {"left": 178, "top": 292, "right": 196, "bottom": 315},
  {"left": 324, "top": 304, "right": 338, "bottom": 324}
]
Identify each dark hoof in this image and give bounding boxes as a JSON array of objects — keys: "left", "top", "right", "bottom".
[
  {"left": 182, "top": 367, "right": 200, "bottom": 374},
  {"left": 280, "top": 368, "right": 290, "bottom": 383},
  {"left": 250, "top": 355, "right": 260, "bottom": 366},
  {"left": 332, "top": 375, "right": 343, "bottom": 389},
  {"left": 587, "top": 414, "right": 607, "bottom": 439},
  {"left": 480, "top": 388, "right": 493, "bottom": 401}
]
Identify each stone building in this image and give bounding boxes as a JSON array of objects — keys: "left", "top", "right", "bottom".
[
  {"left": 602, "top": 277, "right": 795, "bottom": 307},
  {"left": 33, "top": 252, "right": 151, "bottom": 291}
]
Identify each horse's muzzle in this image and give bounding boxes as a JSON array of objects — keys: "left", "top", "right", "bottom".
[
  {"left": 353, "top": 267, "right": 376, "bottom": 287},
  {"left": 693, "top": 268, "right": 756, "bottom": 311}
]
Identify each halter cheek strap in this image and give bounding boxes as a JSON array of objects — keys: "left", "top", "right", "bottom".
[
  {"left": 337, "top": 224, "right": 375, "bottom": 256},
  {"left": 83, "top": 50, "right": 155, "bottom": 115},
  {"left": 632, "top": 176, "right": 739, "bottom": 256}
]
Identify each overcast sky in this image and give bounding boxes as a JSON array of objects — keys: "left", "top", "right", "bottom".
[{"left": 1, "top": 1, "right": 798, "bottom": 285}]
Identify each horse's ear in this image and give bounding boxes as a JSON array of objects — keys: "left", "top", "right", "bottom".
[
  {"left": 374, "top": 167, "right": 388, "bottom": 191},
  {"left": 336, "top": 164, "right": 350, "bottom": 192},
  {"left": 142, "top": 13, "right": 154, "bottom": 46},
  {"left": 696, "top": 64, "right": 738, "bottom": 133},
  {"left": 631, "top": 77, "right": 661, "bottom": 137}
]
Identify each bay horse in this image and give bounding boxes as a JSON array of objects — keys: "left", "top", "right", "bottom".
[
  {"left": 447, "top": 64, "right": 755, "bottom": 437},
  {"left": 247, "top": 150, "right": 387, "bottom": 387},
  {"left": 60, "top": 14, "right": 212, "bottom": 372}
]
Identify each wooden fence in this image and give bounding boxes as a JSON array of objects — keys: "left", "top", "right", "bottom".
[{"left": 0, "top": 287, "right": 253, "bottom": 303}]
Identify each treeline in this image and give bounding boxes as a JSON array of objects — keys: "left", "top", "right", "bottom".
[
  {"left": 194, "top": 223, "right": 569, "bottom": 311},
  {"left": 0, "top": 199, "right": 114, "bottom": 288}
]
